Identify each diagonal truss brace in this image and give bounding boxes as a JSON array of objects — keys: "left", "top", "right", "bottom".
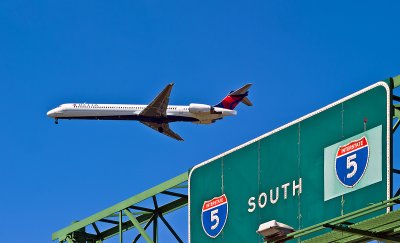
[
  {"left": 124, "top": 209, "right": 153, "bottom": 243},
  {"left": 100, "top": 197, "right": 187, "bottom": 240},
  {"left": 394, "top": 105, "right": 400, "bottom": 132}
]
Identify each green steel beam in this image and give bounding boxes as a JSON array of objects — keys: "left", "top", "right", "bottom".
[
  {"left": 172, "top": 185, "right": 188, "bottom": 189},
  {"left": 160, "top": 190, "right": 188, "bottom": 198},
  {"left": 107, "top": 210, "right": 152, "bottom": 218},
  {"left": 303, "top": 210, "right": 400, "bottom": 242},
  {"left": 119, "top": 211, "right": 123, "bottom": 243},
  {"left": 61, "top": 231, "right": 100, "bottom": 243},
  {"left": 133, "top": 214, "right": 156, "bottom": 243},
  {"left": 124, "top": 209, "right": 153, "bottom": 243},
  {"left": 153, "top": 215, "right": 158, "bottom": 243},
  {"left": 101, "top": 197, "right": 187, "bottom": 240},
  {"left": 393, "top": 75, "right": 400, "bottom": 88},
  {"left": 52, "top": 172, "right": 188, "bottom": 241},
  {"left": 283, "top": 195, "right": 400, "bottom": 240},
  {"left": 99, "top": 219, "right": 119, "bottom": 224},
  {"left": 152, "top": 196, "right": 159, "bottom": 243},
  {"left": 129, "top": 205, "right": 154, "bottom": 213},
  {"left": 323, "top": 223, "right": 400, "bottom": 242},
  {"left": 394, "top": 119, "right": 400, "bottom": 132},
  {"left": 91, "top": 223, "right": 102, "bottom": 241},
  {"left": 394, "top": 106, "right": 400, "bottom": 119},
  {"left": 394, "top": 106, "right": 400, "bottom": 132}
]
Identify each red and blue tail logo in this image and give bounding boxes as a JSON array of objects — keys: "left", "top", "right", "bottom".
[
  {"left": 214, "top": 93, "right": 248, "bottom": 110},
  {"left": 214, "top": 84, "right": 253, "bottom": 110}
]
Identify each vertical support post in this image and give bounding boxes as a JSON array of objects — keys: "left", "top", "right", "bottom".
[
  {"left": 119, "top": 210, "right": 123, "bottom": 243},
  {"left": 390, "top": 78, "right": 394, "bottom": 201},
  {"left": 153, "top": 215, "right": 158, "bottom": 243},
  {"left": 152, "top": 195, "right": 159, "bottom": 243},
  {"left": 124, "top": 209, "right": 153, "bottom": 243}
]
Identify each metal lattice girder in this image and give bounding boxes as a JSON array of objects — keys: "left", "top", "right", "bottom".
[
  {"left": 304, "top": 210, "right": 400, "bottom": 243},
  {"left": 52, "top": 172, "right": 188, "bottom": 242},
  {"left": 100, "top": 197, "right": 187, "bottom": 240},
  {"left": 276, "top": 195, "right": 400, "bottom": 242}
]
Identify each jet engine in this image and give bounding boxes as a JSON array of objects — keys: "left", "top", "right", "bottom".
[{"left": 188, "top": 103, "right": 212, "bottom": 114}]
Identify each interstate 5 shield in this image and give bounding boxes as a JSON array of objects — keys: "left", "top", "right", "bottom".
[
  {"left": 335, "top": 136, "right": 370, "bottom": 188},
  {"left": 201, "top": 194, "right": 228, "bottom": 238}
]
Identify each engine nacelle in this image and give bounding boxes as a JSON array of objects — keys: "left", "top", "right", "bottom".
[{"left": 189, "top": 103, "right": 212, "bottom": 114}]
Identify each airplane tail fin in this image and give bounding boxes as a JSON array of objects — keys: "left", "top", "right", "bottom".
[{"left": 214, "top": 83, "right": 253, "bottom": 110}]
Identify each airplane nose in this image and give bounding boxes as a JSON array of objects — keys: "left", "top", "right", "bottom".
[{"left": 47, "top": 108, "right": 57, "bottom": 117}]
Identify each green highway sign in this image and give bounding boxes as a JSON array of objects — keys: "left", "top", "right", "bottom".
[{"left": 189, "top": 81, "right": 391, "bottom": 242}]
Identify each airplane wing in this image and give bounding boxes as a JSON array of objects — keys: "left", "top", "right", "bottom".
[
  {"left": 139, "top": 83, "right": 183, "bottom": 140},
  {"left": 140, "top": 83, "right": 174, "bottom": 117},
  {"left": 140, "top": 121, "right": 184, "bottom": 141}
]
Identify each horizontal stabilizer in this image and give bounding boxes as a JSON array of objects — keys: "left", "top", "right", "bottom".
[{"left": 241, "top": 97, "right": 253, "bottom": 106}]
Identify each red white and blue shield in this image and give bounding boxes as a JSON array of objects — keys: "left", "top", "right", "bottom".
[
  {"left": 335, "top": 136, "right": 369, "bottom": 187},
  {"left": 201, "top": 194, "right": 228, "bottom": 238}
]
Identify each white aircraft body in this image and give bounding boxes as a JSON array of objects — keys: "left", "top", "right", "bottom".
[{"left": 47, "top": 83, "right": 252, "bottom": 141}]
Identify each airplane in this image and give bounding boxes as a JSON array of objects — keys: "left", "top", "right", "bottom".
[{"left": 47, "top": 83, "right": 252, "bottom": 141}]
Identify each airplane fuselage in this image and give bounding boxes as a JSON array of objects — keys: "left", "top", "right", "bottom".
[
  {"left": 47, "top": 83, "right": 251, "bottom": 140},
  {"left": 47, "top": 103, "right": 236, "bottom": 124}
]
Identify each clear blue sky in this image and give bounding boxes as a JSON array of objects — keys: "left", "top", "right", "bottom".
[{"left": 0, "top": 1, "right": 399, "bottom": 242}]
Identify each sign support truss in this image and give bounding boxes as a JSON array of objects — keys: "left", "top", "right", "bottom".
[
  {"left": 323, "top": 222, "right": 400, "bottom": 242},
  {"left": 392, "top": 75, "right": 400, "bottom": 197},
  {"left": 52, "top": 172, "right": 188, "bottom": 243},
  {"left": 267, "top": 196, "right": 400, "bottom": 243}
]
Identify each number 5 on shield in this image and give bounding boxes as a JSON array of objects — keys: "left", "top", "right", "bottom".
[
  {"left": 210, "top": 209, "right": 220, "bottom": 230},
  {"left": 347, "top": 154, "right": 357, "bottom": 178}
]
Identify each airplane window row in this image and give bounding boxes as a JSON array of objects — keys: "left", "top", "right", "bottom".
[
  {"left": 74, "top": 106, "right": 146, "bottom": 109},
  {"left": 72, "top": 106, "right": 189, "bottom": 110}
]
